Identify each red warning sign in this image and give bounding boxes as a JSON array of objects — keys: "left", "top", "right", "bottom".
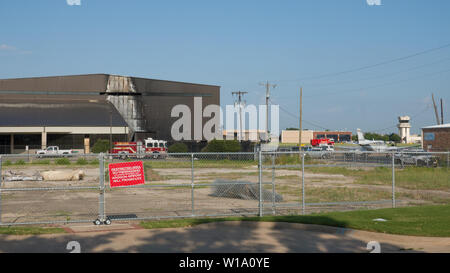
[{"left": 108, "top": 161, "right": 145, "bottom": 188}]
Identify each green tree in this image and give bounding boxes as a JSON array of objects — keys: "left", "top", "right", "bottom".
[
  {"left": 201, "top": 139, "right": 241, "bottom": 152},
  {"left": 224, "top": 140, "right": 241, "bottom": 152},
  {"left": 168, "top": 142, "right": 189, "bottom": 153},
  {"left": 364, "top": 132, "right": 387, "bottom": 141},
  {"left": 389, "top": 133, "right": 401, "bottom": 143},
  {"left": 91, "top": 139, "right": 110, "bottom": 154}
]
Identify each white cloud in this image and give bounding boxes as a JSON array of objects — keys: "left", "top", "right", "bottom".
[
  {"left": 366, "top": 0, "right": 382, "bottom": 6},
  {"left": 0, "top": 44, "right": 16, "bottom": 51},
  {"left": 0, "top": 44, "right": 31, "bottom": 55},
  {"left": 67, "top": 0, "right": 81, "bottom": 6}
]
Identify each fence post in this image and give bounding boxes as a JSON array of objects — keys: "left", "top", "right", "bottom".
[
  {"left": 98, "top": 153, "right": 106, "bottom": 222},
  {"left": 0, "top": 155, "right": 2, "bottom": 224},
  {"left": 353, "top": 151, "right": 356, "bottom": 167},
  {"left": 271, "top": 153, "right": 275, "bottom": 215},
  {"left": 191, "top": 153, "right": 195, "bottom": 216},
  {"left": 258, "top": 150, "right": 263, "bottom": 217},
  {"left": 392, "top": 152, "right": 396, "bottom": 208},
  {"left": 447, "top": 151, "right": 449, "bottom": 170},
  {"left": 302, "top": 153, "right": 305, "bottom": 215}
]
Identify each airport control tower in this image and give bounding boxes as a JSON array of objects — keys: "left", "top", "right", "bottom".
[{"left": 398, "top": 116, "right": 411, "bottom": 144}]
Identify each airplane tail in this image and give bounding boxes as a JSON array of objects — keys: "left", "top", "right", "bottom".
[{"left": 356, "top": 129, "right": 365, "bottom": 142}]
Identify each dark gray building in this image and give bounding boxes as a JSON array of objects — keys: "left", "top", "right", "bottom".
[{"left": 0, "top": 74, "right": 220, "bottom": 154}]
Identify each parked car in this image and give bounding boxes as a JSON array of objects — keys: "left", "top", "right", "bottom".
[
  {"left": 394, "top": 152, "right": 438, "bottom": 167},
  {"left": 307, "top": 145, "right": 334, "bottom": 159},
  {"left": 36, "top": 146, "right": 73, "bottom": 158}
]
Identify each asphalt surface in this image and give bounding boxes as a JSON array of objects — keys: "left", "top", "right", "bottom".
[{"left": 0, "top": 221, "right": 449, "bottom": 253}]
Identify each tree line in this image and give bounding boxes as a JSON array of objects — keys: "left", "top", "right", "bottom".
[
  {"left": 352, "top": 132, "right": 401, "bottom": 143},
  {"left": 285, "top": 128, "right": 402, "bottom": 143}
]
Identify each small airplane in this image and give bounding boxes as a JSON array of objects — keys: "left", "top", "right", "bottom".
[
  {"left": 337, "top": 129, "right": 420, "bottom": 152},
  {"left": 356, "top": 129, "right": 393, "bottom": 152}
]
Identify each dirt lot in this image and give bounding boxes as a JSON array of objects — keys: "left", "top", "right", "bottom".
[{"left": 0, "top": 162, "right": 448, "bottom": 224}]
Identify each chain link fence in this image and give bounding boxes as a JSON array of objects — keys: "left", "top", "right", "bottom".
[
  {"left": 0, "top": 153, "right": 100, "bottom": 225},
  {"left": 0, "top": 151, "right": 448, "bottom": 226}
]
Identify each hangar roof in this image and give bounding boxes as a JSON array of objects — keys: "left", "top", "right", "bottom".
[
  {"left": 0, "top": 74, "right": 110, "bottom": 93},
  {"left": 0, "top": 101, "right": 127, "bottom": 127},
  {"left": 0, "top": 74, "right": 220, "bottom": 130},
  {"left": 0, "top": 74, "right": 220, "bottom": 94}
]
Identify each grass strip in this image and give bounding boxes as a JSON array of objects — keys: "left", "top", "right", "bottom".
[
  {"left": 0, "top": 226, "right": 66, "bottom": 235},
  {"left": 140, "top": 205, "right": 450, "bottom": 237}
]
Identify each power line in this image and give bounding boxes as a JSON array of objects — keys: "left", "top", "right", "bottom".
[
  {"left": 271, "top": 98, "right": 331, "bottom": 130},
  {"left": 260, "top": 58, "right": 450, "bottom": 103},
  {"left": 275, "top": 42, "right": 450, "bottom": 84},
  {"left": 368, "top": 104, "right": 432, "bottom": 133},
  {"left": 303, "top": 66, "right": 450, "bottom": 99},
  {"left": 273, "top": 96, "right": 433, "bottom": 135},
  {"left": 301, "top": 55, "right": 450, "bottom": 90}
]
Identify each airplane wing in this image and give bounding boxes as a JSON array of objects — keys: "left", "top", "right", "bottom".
[
  {"left": 334, "top": 145, "right": 362, "bottom": 151},
  {"left": 385, "top": 145, "right": 422, "bottom": 151}
]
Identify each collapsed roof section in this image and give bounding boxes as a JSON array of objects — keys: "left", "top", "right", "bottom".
[{"left": 105, "top": 75, "right": 146, "bottom": 133}]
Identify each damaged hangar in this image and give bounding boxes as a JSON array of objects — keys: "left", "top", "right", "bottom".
[{"left": 0, "top": 74, "right": 220, "bottom": 154}]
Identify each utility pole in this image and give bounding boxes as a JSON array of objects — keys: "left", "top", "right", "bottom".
[
  {"left": 259, "top": 81, "right": 277, "bottom": 141},
  {"left": 299, "top": 87, "right": 303, "bottom": 151},
  {"left": 232, "top": 91, "right": 248, "bottom": 142},
  {"left": 432, "top": 93, "right": 441, "bottom": 125},
  {"left": 441, "top": 98, "right": 444, "bottom": 124}
]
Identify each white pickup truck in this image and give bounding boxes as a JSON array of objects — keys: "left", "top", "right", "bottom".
[{"left": 36, "top": 146, "right": 73, "bottom": 157}]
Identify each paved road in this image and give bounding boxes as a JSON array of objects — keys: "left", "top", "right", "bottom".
[{"left": 0, "top": 222, "right": 449, "bottom": 253}]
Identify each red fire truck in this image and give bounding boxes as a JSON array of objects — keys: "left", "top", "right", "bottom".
[
  {"left": 111, "top": 138, "right": 168, "bottom": 159},
  {"left": 310, "top": 138, "right": 335, "bottom": 147}
]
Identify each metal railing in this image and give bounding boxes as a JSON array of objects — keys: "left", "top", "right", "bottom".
[{"left": 0, "top": 150, "right": 448, "bottom": 226}]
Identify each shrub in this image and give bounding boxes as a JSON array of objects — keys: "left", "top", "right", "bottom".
[
  {"left": 89, "top": 159, "right": 100, "bottom": 165},
  {"left": 265, "top": 154, "right": 314, "bottom": 165},
  {"left": 15, "top": 160, "right": 26, "bottom": 165},
  {"left": 55, "top": 158, "right": 71, "bottom": 165},
  {"left": 273, "top": 154, "right": 301, "bottom": 165},
  {"left": 168, "top": 143, "right": 188, "bottom": 153},
  {"left": 76, "top": 158, "right": 89, "bottom": 165},
  {"left": 35, "top": 160, "right": 51, "bottom": 165},
  {"left": 201, "top": 140, "right": 241, "bottom": 153},
  {"left": 91, "top": 139, "right": 110, "bottom": 154},
  {"left": 2, "top": 160, "right": 12, "bottom": 166}
]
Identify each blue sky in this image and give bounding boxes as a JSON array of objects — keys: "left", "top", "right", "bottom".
[{"left": 1, "top": 0, "right": 449, "bottom": 134}]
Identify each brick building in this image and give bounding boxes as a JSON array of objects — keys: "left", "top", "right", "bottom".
[
  {"left": 422, "top": 124, "right": 450, "bottom": 152},
  {"left": 313, "top": 131, "right": 352, "bottom": 143}
]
